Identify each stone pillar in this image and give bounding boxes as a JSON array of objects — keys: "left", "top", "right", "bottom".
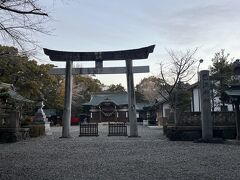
[
  {"left": 199, "top": 70, "right": 213, "bottom": 140},
  {"left": 62, "top": 60, "right": 73, "bottom": 138},
  {"left": 126, "top": 59, "right": 138, "bottom": 137}
]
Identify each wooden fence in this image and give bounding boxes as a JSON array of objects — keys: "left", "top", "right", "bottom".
[
  {"left": 79, "top": 123, "right": 98, "bottom": 136},
  {"left": 108, "top": 122, "right": 127, "bottom": 136}
]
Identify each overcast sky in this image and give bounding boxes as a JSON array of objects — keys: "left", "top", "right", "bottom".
[{"left": 37, "top": 0, "right": 240, "bottom": 87}]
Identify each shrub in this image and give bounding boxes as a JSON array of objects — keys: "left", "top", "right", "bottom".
[
  {"left": 21, "top": 116, "right": 33, "bottom": 126},
  {"left": 26, "top": 124, "right": 45, "bottom": 137}
]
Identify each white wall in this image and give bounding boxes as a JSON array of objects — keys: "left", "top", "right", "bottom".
[
  {"left": 163, "top": 103, "right": 170, "bottom": 117},
  {"left": 192, "top": 88, "right": 200, "bottom": 112},
  {"left": 191, "top": 87, "right": 233, "bottom": 112}
]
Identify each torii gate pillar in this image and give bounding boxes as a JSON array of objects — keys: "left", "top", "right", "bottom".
[
  {"left": 126, "top": 59, "right": 138, "bottom": 137},
  {"left": 62, "top": 60, "right": 73, "bottom": 138}
]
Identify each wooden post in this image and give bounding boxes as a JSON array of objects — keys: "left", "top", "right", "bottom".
[
  {"left": 126, "top": 59, "right": 138, "bottom": 137},
  {"left": 235, "top": 102, "right": 240, "bottom": 140},
  {"left": 199, "top": 70, "right": 213, "bottom": 140},
  {"left": 62, "top": 60, "right": 73, "bottom": 138}
]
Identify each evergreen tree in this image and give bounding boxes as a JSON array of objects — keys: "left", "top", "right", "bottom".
[
  {"left": 210, "top": 49, "right": 233, "bottom": 107},
  {"left": 0, "top": 45, "right": 64, "bottom": 109}
]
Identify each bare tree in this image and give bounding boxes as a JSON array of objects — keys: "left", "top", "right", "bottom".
[
  {"left": 0, "top": 0, "right": 49, "bottom": 51},
  {"left": 159, "top": 48, "right": 198, "bottom": 100},
  {"left": 159, "top": 48, "right": 198, "bottom": 124}
]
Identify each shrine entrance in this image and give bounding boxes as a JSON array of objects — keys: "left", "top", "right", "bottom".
[
  {"left": 83, "top": 92, "right": 129, "bottom": 123},
  {"left": 43, "top": 45, "right": 155, "bottom": 138},
  {"left": 99, "top": 102, "right": 119, "bottom": 122}
]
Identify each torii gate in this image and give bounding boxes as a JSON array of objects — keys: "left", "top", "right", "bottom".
[{"left": 43, "top": 45, "right": 155, "bottom": 138}]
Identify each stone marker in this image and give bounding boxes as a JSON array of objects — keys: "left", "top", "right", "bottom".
[{"left": 199, "top": 70, "right": 213, "bottom": 140}]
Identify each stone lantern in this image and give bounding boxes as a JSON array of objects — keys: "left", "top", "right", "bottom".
[{"left": 33, "top": 99, "right": 52, "bottom": 135}]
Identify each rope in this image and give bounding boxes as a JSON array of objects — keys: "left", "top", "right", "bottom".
[{"left": 99, "top": 107, "right": 116, "bottom": 117}]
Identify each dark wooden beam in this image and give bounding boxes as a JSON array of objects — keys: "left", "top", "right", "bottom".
[{"left": 43, "top": 45, "right": 155, "bottom": 61}]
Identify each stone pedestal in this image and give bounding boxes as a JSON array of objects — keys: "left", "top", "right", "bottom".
[
  {"left": 45, "top": 122, "right": 52, "bottom": 135},
  {"left": 0, "top": 111, "right": 30, "bottom": 143}
]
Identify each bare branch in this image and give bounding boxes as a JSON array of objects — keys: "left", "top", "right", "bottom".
[
  {"left": 159, "top": 48, "right": 198, "bottom": 98},
  {"left": 0, "top": 5, "right": 48, "bottom": 16},
  {"left": 0, "top": 0, "right": 50, "bottom": 53}
]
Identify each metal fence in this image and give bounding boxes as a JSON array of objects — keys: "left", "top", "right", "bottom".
[
  {"left": 108, "top": 122, "right": 127, "bottom": 136},
  {"left": 79, "top": 123, "right": 98, "bottom": 136}
]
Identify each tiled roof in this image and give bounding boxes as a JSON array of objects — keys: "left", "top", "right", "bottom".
[
  {"left": 225, "top": 85, "right": 240, "bottom": 97},
  {"left": 0, "top": 82, "right": 33, "bottom": 103},
  {"left": 83, "top": 92, "right": 128, "bottom": 106},
  {"left": 7, "top": 89, "right": 34, "bottom": 103},
  {"left": 188, "top": 82, "right": 199, "bottom": 90},
  {"left": 135, "top": 103, "right": 152, "bottom": 110}
]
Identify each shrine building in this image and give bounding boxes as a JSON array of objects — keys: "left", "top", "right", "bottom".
[
  {"left": 83, "top": 92, "right": 152, "bottom": 123},
  {"left": 83, "top": 92, "right": 129, "bottom": 123}
]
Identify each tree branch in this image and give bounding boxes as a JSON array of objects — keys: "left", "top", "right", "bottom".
[{"left": 0, "top": 5, "right": 48, "bottom": 16}]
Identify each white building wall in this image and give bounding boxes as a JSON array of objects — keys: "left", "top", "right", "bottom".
[
  {"left": 163, "top": 103, "right": 170, "bottom": 117},
  {"left": 192, "top": 88, "right": 200, "bottom": 112},
  {"left": 191, "top": 87, "right": 233, "bottom": 112}
]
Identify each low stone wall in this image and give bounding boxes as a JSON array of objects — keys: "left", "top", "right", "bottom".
[
  {"left": 212, "top": 112, "right": 235, "bottom": 126},
  {"left": 166, "top": 112, "right": 236, "bottom": 126},
  {"left": 164, "top": 125, "right": 236, "bottom": 141},
  {"left": 0, "top": 128, "right": 30, "bottom": 143},
  {"left": 164, "top": 111, "right": 236, "bottom": 140}
]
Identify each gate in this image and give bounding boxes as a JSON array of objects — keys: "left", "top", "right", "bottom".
[
  {"left": 44, "top": 45, "right": 155, "bottom": 138},
  {"left": 79, "top": 123, "right": 98, "bottom": 136},
  {"left": 108, "top": 122, "right": 127, "bottom": 136}
]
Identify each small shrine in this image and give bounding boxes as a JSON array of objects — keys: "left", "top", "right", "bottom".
[
  {"left": 83, "top": 92, "right": 128, "bottom": 122},
  {"left": 0, "top": 82, "right": 33, "bottom": 142}
]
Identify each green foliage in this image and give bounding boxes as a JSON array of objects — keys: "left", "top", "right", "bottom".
[
  {"left": 72, "top": 75, "right": 103, "bottom": 113},
  {"left": 0, "top": 88, "right": 10, "bottom": 101},
  {"left": 0, "top": 45, "right": 65, "bottom": 110},
  {"left": 106, "top": 84, "right": 125, "bottom": 92},
  {"left": 27, "top": 124, "right": 45, "bottom": 137},
  {"left": 210, "top": 49, "right": 233, "bottom": 78},
  {"left": 73, "top": 75, "right": 102, "bottom": 101},
  {"left": 20, "top": 116, "right": 33, "bottom": 126},
  {"left": 210, "top": 49, "right": 234, "bottom": 105},
  {"left": 135, "top": 90, "right": 145, "bottom": 103},
  {"left": 169, "top": 84, "right": 191, "bottom": 112}
]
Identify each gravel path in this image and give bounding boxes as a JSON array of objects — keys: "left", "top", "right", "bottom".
[{"left": 0, "top": 125, "right": 240, "bottom": 180}]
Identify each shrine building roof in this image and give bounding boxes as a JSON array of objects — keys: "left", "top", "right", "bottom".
[{"left": 83, "top": 92, "right": 128, "bottom": 106}]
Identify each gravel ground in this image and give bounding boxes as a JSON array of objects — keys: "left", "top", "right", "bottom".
[{"left": 0, "top": 125, "right": 240, "bottom": 180}]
